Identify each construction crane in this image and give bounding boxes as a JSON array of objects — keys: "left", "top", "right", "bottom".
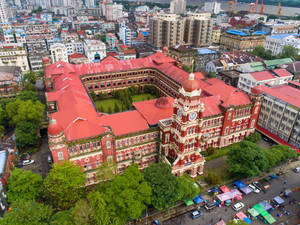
[
  {"left": 278, "top": 1, "right": 282, "bottom": 16},
  {"left": 228, "top": 0, "right": 238, "bottom": 12},
  {"left": 248, "top": 2, "right": 255, "bottom": 13},
  {"left": 248, "top": 0, "right": 264, "bottom": 14}
]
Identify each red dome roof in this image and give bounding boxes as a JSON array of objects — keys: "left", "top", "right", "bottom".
[
  {"left": 155, "top": 97, "right": 171, "bottom": 109},
  {"left": 162, "top": 46, "right": 168, "bottom": 53},
  {"left": 182, "top": 73, "right": 201, "bottom": 92},
  {"left": 48, "top": 119, "right": 63, "bottom": 136},
  {"left": 251, "top": 86, "right": 263, "bottom": 95}
]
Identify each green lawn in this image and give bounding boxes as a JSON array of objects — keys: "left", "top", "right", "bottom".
[
  {"left": 132, "top": 94, "right": 156, "bottom": 102},
  {"left": 95, "top": 94, "right": 156, "bottom": 113}
]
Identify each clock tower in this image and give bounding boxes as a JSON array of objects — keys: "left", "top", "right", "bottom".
[{"left": 159, "top": 73, "right": 205, "bottom": 177}]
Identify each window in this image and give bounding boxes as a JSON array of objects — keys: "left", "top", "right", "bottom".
[
  {"left": 165, "top": 134, "right": 170, "bottom": 142},
  {"left": 58, "top": 151, "right": 64, "bottom": 160},
  {"left": 106, "top": 140, "right": 111, "bottom": 149},
  {"left": 251, "top": 119, "right": 256, "bottom": 128},
  {"left": 224, "top": 126, "right": 229, "bottom": 135},
  {"left": 227, "top": 112, "right": 232, "bottom": 121}
]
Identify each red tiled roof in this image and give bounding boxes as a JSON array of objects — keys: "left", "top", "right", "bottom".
[
  {"left": 133, "top": 97, "right": 174, "bottom": 125},
  {"left": 99, "top": 111, "right": 149, "bottom": 136},
  {"left": 256, "top": 125, "right": 300, "bottom": 154},
  {"left": 201, "top": 96, "right": 223, "bottom": 117},
  {"left": 250, "top": 71, "right": 275, "bottom": 81},
  {"left": 68, "top": 53, "right": 86, "bottom": 59},
  {"left": 256, "top": 84, "right": 300, "bottom": 108},
  {"left": 272, "top": 68, "right": 292, "bottom": 77}
]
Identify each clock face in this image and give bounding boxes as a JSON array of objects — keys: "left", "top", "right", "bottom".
[
  {"left": 189, "top": 112, "right": 197, "bottom": 121},
  {"left": 177, "top": 109, "right": 182, "bottom": 119}
]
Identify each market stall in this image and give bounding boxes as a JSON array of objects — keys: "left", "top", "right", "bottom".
[
  {"left": 234, "top": 180, "right": 246, "bottom": 189},
  {"left": 253, "top": 204, "right": 266, "bottom": 214},
  {"left": 248, "top": 208, "right": 259, "bottom": 218},
  {"left": 215, "top": 220, "right": 226, "bottom": 225},
  {"left": 261, "top": 211, "right": 276, "bottom": 224},
  {"left": 235, "top": 212, "right": 252, "bottom": 224},
  {"left": 272, "top": 196, "right": 285, "bottom": 207},
  {"left": 193, "top": 195, "right": 204, "bottom": 204},
  {"left": 259, "top": 200, "right": 274, "bottom": 212},
  {"left": 220, "top": 185, "right": 230, "bottom": 193},
  {"left": 240, "top": 186, "right": 253, "bottom": 195},
  {"left": 216, "top": 189, "right": 242, "bottom": 202}
]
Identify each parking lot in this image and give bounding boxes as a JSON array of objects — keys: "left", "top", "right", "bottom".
[{"left": 164, "top": 170, "right": 300, "bottom": 225}]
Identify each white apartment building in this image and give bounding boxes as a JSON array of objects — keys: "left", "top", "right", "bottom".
[
  {"left": 105, "top": 3, "right": 123, "bottom": 21},
  {"left": 64, "top": 41, "right": 84, "bottom": 56},
  {"left": 170, "top": 0, "right": 186, "bottom": 14},
  {"left": 4, "top": 29, "right": 26, "bottom": 44},
  {"left": 0, "top": 43, "right": 29, "bottom": 72},
  {"left": 0, "top": 0, "right": 8, "bottom": 23},
  {"left": 83, "top": 39, "right": 106, "bottom": 63},
  {"left": 237, "top": 69, "right": 293, "bottom": 94},
  {"left": 265, "top": 34, "right": 300, "bottom": 56},
  {"left": 118, "top": 23, "right": 135, "bottom": 46},
  {"left": 50, "top": 43, "right": 68, "bottom": 63},
  {"left": 204, "top": 2, "right": 221, "bottom": 14}
]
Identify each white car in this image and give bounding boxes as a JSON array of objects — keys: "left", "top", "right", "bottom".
[
  {"left": 248, "top": 184, "right": 260, "bottom": 194},
  {"left": 22, "top": 159, "right": 35, "bottom": 166},
  {"left": 232, "top": 202, "right": 245, "bottom": 211}
]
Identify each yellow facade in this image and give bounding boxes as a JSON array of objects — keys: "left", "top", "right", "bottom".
[{"left": 212, "top": 28, "right": 221, "bottom": 44}]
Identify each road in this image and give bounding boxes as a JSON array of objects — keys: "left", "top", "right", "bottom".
[{"left": 164, "top": 169, "right": 300, "bottom": 225}]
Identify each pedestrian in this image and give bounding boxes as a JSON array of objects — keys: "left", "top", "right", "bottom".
[{"left": 211, "top": 218, "right": 213, "bottom": 224}]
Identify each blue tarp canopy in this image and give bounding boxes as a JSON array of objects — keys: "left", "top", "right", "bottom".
[
  {"left": 234, "top": 180, "right": 246, "bottom": 189},
  {"left": 273, "top": 196, "right": 284, "bottom": 205},
  {"left": 240, "top": 186, "right": 253, "bottom": 194},
  {"left": 193, "top": 195, "right": 204, "bottom": 204},
  {"left": 260, "top": 200, "right": 273, "bottom": 211},
  {"left": 243, "top": 217, "right": 252, "bottom": 224}
]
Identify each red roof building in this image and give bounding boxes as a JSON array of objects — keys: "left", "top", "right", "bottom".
[{"left": 46, "top": 53, "right": 261, "bottom": 184}]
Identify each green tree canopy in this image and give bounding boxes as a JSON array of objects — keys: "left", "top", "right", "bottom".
[
  {"left": 1, "top": 200, "right": 53, "bottom": 225},
  {"left": 15, "top": 120, "right": 40, "bottom": 150},
  {"left": 227, "top": 141, "right": 269, "bottom": 178},
  {"left": 97, "top": 160, "right": 117, "bottom": 182},
  {"left": 71, "top": 199, "right": 95, "bottom": 225},
  {"left": 24, "top": 70, "right": 39, "bottom": 85},
  {"left": 103, "top": 164, "right": 152, "bottom": 222},
  {"left": 270, "top": 145, "right": 297, "bottom": 160},
  {"left": 177, "top": 174, "right": 200, "bottom": 200},
  {"left": 43, "top": 161, "right": 86, "bottom": 210},
  {"left": 17, "top": 90, "right": 39, "bottom": 102},
  {"left": 281, "top": 45, "right": 299, "bottom": 59},
  {"left": 6, "top": 168, "right": 43, "bottom": 203},
  {"left": 144, "top": 162, "right": 181, "bottom": 210},
  {"left": 244, "top": 131, "right": 261, "bottom": 144},
  {"left": 50, "top": 210, "right": 73, "bottom": 225},
  {"left": 6, "top": 99, "right": 45, "bottom": 126},
  {"left": 251, "top": 46, "right": 274, "bottom": 60}
]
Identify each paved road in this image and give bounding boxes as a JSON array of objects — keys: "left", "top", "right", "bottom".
[{"left": 164, "top": 169, "right": 300, "bottom": 225}]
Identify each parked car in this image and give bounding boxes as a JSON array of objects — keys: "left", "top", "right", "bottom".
[
  {"left": 252, "top": 181, "right": 262, "bottom": 191},
  {"left": 191, "top": 209, "right": 203, "bottom": 219},
  {"left": 22, "top": 159, "right": 35, "bottom": 166},
  {"left": 204, "top": 200, "right": 216, "bottom": 210},
  {"left": 294, "top": 167, "right": 300, "bottom": 173},
  {"left": 152, "top": 220, "right": 160, "bottom": 225},
  {"left": 232, "top": 202, "right": 245, "bottom": 211},
  {"left": 248, "top": 184, "right": 260, "bottom": 194},
  {"left": 48, "top": 154, "right": 53, "bottom": 164}
]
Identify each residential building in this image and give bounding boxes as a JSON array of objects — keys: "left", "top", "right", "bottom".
[
  {"left": 211, "top": 27, "right": 221, "bottom": 44},
  {"left": 0, "top": 43, "right": 29, "bottom": 72},
  {"left": 105, "top": 2, "right": 123, "bottom": 21},
  {"left": 64, "top": 41, "right": 84, "bottom": 56},
  {"left": 83, "top": 39, "right": 106, "bottom": 63},
  {"left": 220, "top": 29, "right": 267, "bottom": 51},
  {"left": 118, "top": 23, "right": 135, "bottom": 46},
  {"left": 0, "top": 66, "right": 22, "bottom": 98},
  {"left": 106, "top": 33, "right": 118, "bottom": 52},
  {"left": 264, "top": 58, "right": 293, "bottom": 70},
  {"left": 50, "top": 43, "right": 68, "bottom": 63},
  {"left": 281, "top": 61, "right": 300, "bottom": 81},
  {"left": 133, "top": 45, "right": 155, "bottom": 58},
  {"left": 168, "top": 45, "right": 198, "bottom": 67},
  {"left": 254, "top": 82, "right": 300, "bottom": 152},
  {"left": 264, "top": 34, "right": 300, "bottom": 56},
  {"left": 218, "top": 70, "right": 241, "bottom": 87},
  {"left": 170, "top": 0, "right": 186, "bottom": 14},
  {"left": 206, "top": 51, "right": 262, "bottom": 73},
  {"left": 0, "top": 0, "right": 8, "bottom": 24},
  {"left": 237, "top": 69, "right": 293, "bottom": 94},
  {"left": 28, "top": 48, "right": 50, "bottom": 72},
  {"left": 4, "top": 29, "right": 26, "bottom": 44},
  {"left": 196, "top": 48, "right": 218, "bottom": 70},
  {"left": 45, "top": 53, "right": 260, "bottom": 184},
  {"left": 68, "top": 53, "right": 88, "bottom": 65},
  {"left": 204, "top": 2, "right": 221, "bottom": 14}
]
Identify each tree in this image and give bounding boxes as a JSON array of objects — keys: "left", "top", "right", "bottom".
[
  {"left": 17, "top": 90, "right": 39, "bottom": 101},
  {"left": 98, "top": 34, "right": 106, "bottom": 43},
  {"left": 6, "top": 169, "right": 43, "bottom": 203},
  {"left": 72, "top": 199, "right": 95, "bottom": 225},
  {"left": 15, "top": 120, "right": 40, "bottom": 150},
  {"left": 281, "top": 46, "right": 299, "bottom": 59},
  {"left": 270, "top": 145, "right": 297, "bottom": 160},
  {"left": 227, "top": 141, "right": 269, "bottom": 178},
  {"left": 43, "top": 161, "right": 86, "bottom": 210},
  {"left": 144, "top": 162, "right": 181, "bottom": 210},
  {"left": 24, "top": 70, "right": 39, "bottom": 85},
  {"left": 114, "top": 103, "right": 120, "bottom": 113},
  {"left": 177, "top": 174, "right": 200, "bottom": 200},
  {"left": 103, "top": 164, "right": 152, "bottom": 222},
  {"left": 206, "top": 147, "right": 216, "bottom": 156},
  {"left": 244, "top": 131, "right": 261, "bottom": 144},
  {"left": 90, "top": 91, "right": 97, "bottom": 102},
  {"left": 97, "top": 160, "right": 117, "bottom": 182},
  {"left": 6, "top": 99, "right": 45, "bottom": 126},
  {"left": 50, "top": 210, "right": 73, "bottom": 225},
  {"left": 204, "top": 171, "right": 221, "bottom": 185},
  {"left": 1, "top": 200, "right": 53, "bottom": 225},
  {"left": 207, "top": 71, "right": 217, "bottom": 78},
  {"left": 251, "top": 46, "right": 273, "bottom": 60},
  {"left": 182, "top": 64, "right": 191, "bottom": 73},
  {"left": 262, "top": 148, "right": 283, "bottom": 169}
]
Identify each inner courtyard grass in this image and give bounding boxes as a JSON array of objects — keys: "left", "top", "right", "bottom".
[{"left": 95, "top": 93, "right": 156, "bottom": 113}]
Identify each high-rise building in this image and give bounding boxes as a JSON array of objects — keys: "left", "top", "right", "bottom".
[
  {"left": 149, "top": 13, "right": 212, "bottom": 49},
  {"left": 118, "top": 23, "right": 135, "bottom": 46},
  {"left": 204, "top": 2, "right": 221, "bottom": 14},
  {"left": 0, "top": 0, "right": 8, "bottom": 23},
  {"left": 105, "top": 2, "right": 123, "bottom": 21},
  {"left": 170, "top": 0, "right": 186, "bottom": 14}
]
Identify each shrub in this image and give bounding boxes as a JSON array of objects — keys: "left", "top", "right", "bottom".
[{"left": 204, "top": 171, "right": 221, "bottom": 185}]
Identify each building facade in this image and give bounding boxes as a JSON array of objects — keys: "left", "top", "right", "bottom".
[
  {"left": 50, "top": 43, "right": 68, "bottom": 63},
  {"left": 0, "top": 44, "right": 29, "bottom": 72},
  {"left": 255, "top": 83, "right": 300, "bottom": 152},
  {"left": 220, "top": 30, "right": 266, "bottom": 51},
  {"left": 0, "top": 0, "right": 8, "bottom": 24},
  {"left": 45, "top": 52, "right": 261, "bottom": 184},
  {"left": 0, "top": 66, "right": 22, "bottom": 98},
  {"left": 83, "top": 39, "right": 106, "bottom": 63},
  {"left": 170, "top": 0, "right": 186, "bottom": 14},
  {"left": 204, "top": 2, "right": 221, "bottom": 14},
  {"left": 264, "top": 34, "right": 300, "bottom": 56}
]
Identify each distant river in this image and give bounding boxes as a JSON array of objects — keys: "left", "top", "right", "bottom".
[{"left": 133, "top": 0, "right": 300, "bottom": 16}]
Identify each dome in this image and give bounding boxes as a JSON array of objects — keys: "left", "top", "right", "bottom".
[
  {"left": 251, "top": 86, "right": 263, "bottom": 95},
  {"left": 162, "top": 46, "right": 168, "bottom": 53},
  {"left": 155, "top": 97, "right": 171, "bottom": 109},
  {"left": 182, "top": 73, "right": 201, "bottom": 92},
  {"left": 48, "top": 119, "right": 63, "bottom": 136}
]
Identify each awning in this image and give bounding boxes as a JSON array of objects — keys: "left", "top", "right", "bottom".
[
  {"left": 236, "top": 212, "right": 247, "bottom": 220},
  {"left": 184, "top": 199, "right": 194, "bottom": 206},
  {"left": 216, "top": 189, "right": 242, "bottom": 202},
  {"left": 284, "top": 189, "right": 292, "bottom": 196},
  {"left": 260, "top": 200, "right": 273, "bottom": 211},
  {"left": 243, "top": 217, "right": 252, "bottom": 224},
  {"left": 253, "top": 204, "right": 266, "bottom": 214},
  {"left": 273, "top": 196, "right": 284, "bottom": 205},
  {"left": 263, "top": 214, "right": 276, "bottom": 224},
  {"left": 234, "top": 180, "right": 246, "bottom": 189},
  {"left": 240, "top": 186, "right": 253, "bottom": 195},
  {"left": 193, "top": 195, "right": 204, "bottom": 204},
  {"left": 248, "top": 208, "right": 259, "bottom": 217},
  {"left": 216, "top": 220, "right": 226, "bottom": 225},
  {"left": 220, "top": 185, "right": 230, "bottom": 193}
]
